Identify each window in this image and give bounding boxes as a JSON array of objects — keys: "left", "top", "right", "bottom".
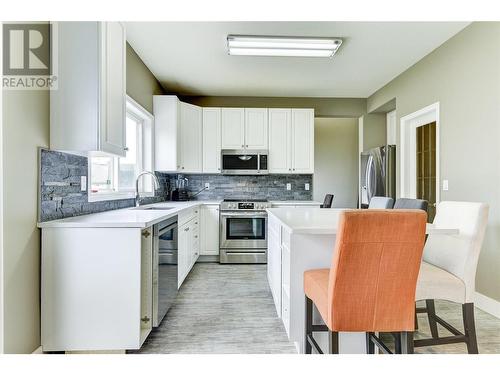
[{"left": 89, "top": 97, "right": 154, "bottom": 202}]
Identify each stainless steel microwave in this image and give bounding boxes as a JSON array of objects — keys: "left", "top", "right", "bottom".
[{"left": 221, "top": 150, "right": 268, "bottom": 175}]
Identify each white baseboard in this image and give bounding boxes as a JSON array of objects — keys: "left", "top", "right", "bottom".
[{"left": 475, "top": 291, "right": 500, "bottom": 319}]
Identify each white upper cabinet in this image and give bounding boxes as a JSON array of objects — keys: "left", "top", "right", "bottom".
[
  {"left": 50, "top": 22, "right": 126, "bottom": 157},
  {"left": 244, "top": 108, "right": 268, "bottom": 149},
  {"left": 221, "top": 108, "right": 245, "bottom": 149},
  {"left": 269, "top": 109, "right": 292, "bottom": 173},
  {"left": 202, "top": 108, "right": 222, "bottom": 173},
  {"left": 154, "top": 96, "right": 202, "bottom": 173},
  {"left": 269, "top": 108, "right": 314, "bottom": 174},
  {"left": 179, "top": 102, "right": 203, "bottom": 173},
  {"left": 291, "top": 109, "right": 314, "bottom": 173}
]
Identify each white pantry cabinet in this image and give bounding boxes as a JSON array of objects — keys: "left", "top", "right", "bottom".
[
  {"left": 202, "top": 108, "right": 222, "bottom": 173},
  {"left": 154, "top": 96, "right": 203, "bottom": 173},
  {"left": 269, "top": 108, "right": 314, "bottom": 174},
  {"left": 221, "top": 108, "right": 245, "bottom": 149},
  {"left": 50, "top": 22, "right": 127, "bottom": 157},
  {"left": 200, "top": 204, "right": 220, "bottom": 255}
]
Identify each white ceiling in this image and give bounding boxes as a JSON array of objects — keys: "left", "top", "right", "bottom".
[{"left": 125, "top": 22, "right": 469, "bottom": 98}]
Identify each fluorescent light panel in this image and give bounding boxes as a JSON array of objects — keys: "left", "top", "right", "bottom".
[{"left": 227, "top": 35, "right": 342, "bottom": 58}]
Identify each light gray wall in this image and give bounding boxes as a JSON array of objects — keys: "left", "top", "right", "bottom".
[
  {"left": 126, "top": 43, "right": 165, "bottom": 113},
  {"left": 182, "top": 96, "right": 367, "bottom": 118},
  {"left": 313, "top": 118, "right": 359, "bottom": 208},
  {"left": 361, "top": 113, "right": 386, "bottom": 151},
  {"left": 367, "top": 22, "right": 500, "bottom": 302},
  {"left": 2, "top": 89, "right": 49, "bottom": 353}
]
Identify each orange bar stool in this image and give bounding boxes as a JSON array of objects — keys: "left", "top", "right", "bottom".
[{"left": 304, "top": 210, "right": 427, "bottom": 354}]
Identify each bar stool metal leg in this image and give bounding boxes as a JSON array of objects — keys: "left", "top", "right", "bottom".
[
  {"left": 328, "top": 331, "right": 339, "bottom": 354},
  {"left": 305, "top": 296, "right": 313, "bottom": 354}
]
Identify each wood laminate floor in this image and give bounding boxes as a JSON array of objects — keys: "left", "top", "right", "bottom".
[
  {"left": 136, "top": 263, "right": 297, "bottom": 354},
  {"left": 135, "top": 263, "right": 500, "bottom": 354}
]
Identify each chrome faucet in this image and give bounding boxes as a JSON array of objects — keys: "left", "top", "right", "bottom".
[{"left": 135, "top": 171, "right": 160, "bottom": 207}]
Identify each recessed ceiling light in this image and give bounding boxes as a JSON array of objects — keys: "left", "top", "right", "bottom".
[{"left": 227, "top": 35, "right": 343, "bottom": 58}]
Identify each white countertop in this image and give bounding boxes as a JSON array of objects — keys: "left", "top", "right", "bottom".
[
  {"left": 37, "top": 201, "right": 222, "bottom": 229},
  {"left": 270, "top": 200, "right": 322, "bottom": 206},
  {"left": 267, "top": 207, "right": 459, "bottom": 235}
]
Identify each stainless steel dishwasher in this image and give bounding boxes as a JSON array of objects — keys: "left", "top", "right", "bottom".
[{"left": 152, "top": 216, "right": 178, "bottom": 327}]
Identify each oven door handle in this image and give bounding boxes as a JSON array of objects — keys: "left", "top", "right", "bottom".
[
  {"left": 158, "top": 223, "right": 177, "bottom": 236},
  {"left": 220, "top": 212, "right": 268, "bottom": 218}
]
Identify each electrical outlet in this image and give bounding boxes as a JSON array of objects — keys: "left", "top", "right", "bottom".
[
  {"left": 305, "top": 183, "right": 310, "bottom": 191},
  {"left": 205, "top": 182, "right": 210, "bottom": 190},
  {"left": 81, "top": 176, "right": 87, "bottom": 191},
  {"left": 442, "top": 180, "right": 449, "bottom": 191},
  {"left": 286, "top": 183, "right": 291, "bottom": 191}
]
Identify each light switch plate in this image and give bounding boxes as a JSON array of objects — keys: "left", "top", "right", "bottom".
[
  {"left": 305, "top": 183, "right": 310, "bottom": 191},
  {"left": 205, "top": 182, "right": 210, "bottom": 190},
  {"left": 81, "top": 176, "right": 87, "bottom": 191},
  {"left": 442, "top": 180, "right": 449, "bottom": 191},
  {"left": 286, "top": 183, "right": 291, "bottom": 191}
]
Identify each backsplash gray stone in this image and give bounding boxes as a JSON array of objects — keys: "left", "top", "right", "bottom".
[
  {"left": 39, "top": 149, "right": 313, "bottom": 222},
  {"left": 167, "top": 174, "right": 313, "bottom": 201},
  {"left": 39, "top": 149, "right": 169, "bottom": 222}
]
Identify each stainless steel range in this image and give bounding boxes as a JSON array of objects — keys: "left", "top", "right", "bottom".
[{"left": 219, "top": 199, "right": 272, "bottom": 264}]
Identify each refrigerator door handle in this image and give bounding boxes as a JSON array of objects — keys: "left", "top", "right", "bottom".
[{"left": 366, "top": 155, "right": 374, "bottom": 202}]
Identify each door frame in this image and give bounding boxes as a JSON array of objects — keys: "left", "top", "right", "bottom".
[{"left": 400, "top": 102, "right": 440, "bottom": 203}]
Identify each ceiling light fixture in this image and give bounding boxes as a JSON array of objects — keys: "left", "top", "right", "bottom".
[{"left": 227, "top": 35, "right": 343, "bottom": 58}]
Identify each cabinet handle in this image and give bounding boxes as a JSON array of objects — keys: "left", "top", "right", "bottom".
[
  {"left": 184, "top": 227, "right": 190, "bottom": 232},
  {"left": 241, "top": 145, "right": 244, "bottom": 148},
  {"left": 289, "top": 168, "right": 291, "bottom": 171},
  {"left": 194, "top": 235, "right": 198, "bottom": 238},
  {"left": 123, "top": 147, "right": 129, "bottom": 151},
  {"left": 195, "top": 210, "right": 198, "bottom": 214},
  {"left": 182, "top": 167, "right": 185, "bottom": 169},
  {"left": 195, "top": 222, "right": 198, "bottom": 225},
  {"left": 141, "top": 316, "right": 150, "bottom": 323},
  {"left": 293, "top": 168, "right": 295, "bottom": 171},
  {"left": 245, "top": 145, "right": 248, "bottom": 148},
  {"left": 142, "top": 230, "right": 151, "bottom": 238}
]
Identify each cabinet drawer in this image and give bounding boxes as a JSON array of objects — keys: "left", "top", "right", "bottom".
[{"left": 178, "top": 206, "right": 201, "bottom": 226}]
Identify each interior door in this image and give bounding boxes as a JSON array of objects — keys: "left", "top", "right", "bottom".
[
  {"left": 416, "top": 122, "right": 437, "bottom": 221},
  {"left": 221, "top": 108, "right": 245, "bottom": 149},
  {"left": 245, "top": 108, "right": 268, "bottom": 149},
  {"left": 291, "top": 109, "right": 314, "bottom": 173},
  {"left": 268, "top": 109, "right": 291, "bottom": 173}
]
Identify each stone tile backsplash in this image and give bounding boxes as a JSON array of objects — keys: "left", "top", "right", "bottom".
[
  {"left": 167, "top": 173, "right": 313, "bottom": 201},
  {"left": 39, "top": 149, "right": 313, "bottom": 222},
  {"left": 39, "top": 149, "right": 169, "bottom": 222}
]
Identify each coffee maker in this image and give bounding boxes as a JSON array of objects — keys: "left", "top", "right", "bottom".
[{"left": 171, "top": 176, "right": 189, "bottom": 201}]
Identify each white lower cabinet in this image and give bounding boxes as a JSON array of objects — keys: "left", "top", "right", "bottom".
[
  {"left": 41, "top": 227, "right": 152, "bottom": 351},
  {"left": 267, "top": 215, "right": 282, "bottom": 318},
  {"left": 201, "top": 205, "right": 220, "bottom": 255},
  {"left": 178, "top": 209, "right": 201, "bottom": 288}
]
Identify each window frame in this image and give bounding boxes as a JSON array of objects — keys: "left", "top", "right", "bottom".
[{"left": 88, "top": 96, "right": 155, "bottom": 202}]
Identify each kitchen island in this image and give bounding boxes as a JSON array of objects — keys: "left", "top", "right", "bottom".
[{"left": 266, "top": 207, "right": 459, "bottom": 354}]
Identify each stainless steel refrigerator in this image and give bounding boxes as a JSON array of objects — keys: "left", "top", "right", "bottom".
[{"left": 360, "top": 145, "right": 396, "bottom": 208}]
